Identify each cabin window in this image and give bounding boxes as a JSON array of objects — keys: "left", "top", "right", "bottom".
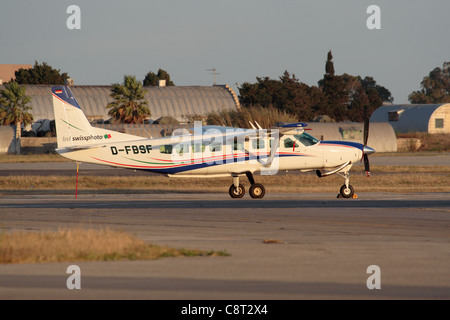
[
  {"left": 251, "top": 139, "right": 265, "bottom": 149},
  {"left": 284, "top": 138, "right": 299, "bottom": 149},
  {"left": 233, "top": 140, "right": 244, "bottom": 151},
  {"left": 159, "top": 145, "right": 173, "bottom": 154},
  {"left": 435, "top": 118, "right": 444, "bottom": 128},
  {"left": 209, "top": 144, "right": 222, "bottom": 152},
  {"left": 174, "top": 144, "right": 189, "bottom": 155},
  {"left": 192, "top": 143, "right": 205, "bottom": 153},
  {"left": 269, "top": 139, "right": 277, "bottom": 148}
]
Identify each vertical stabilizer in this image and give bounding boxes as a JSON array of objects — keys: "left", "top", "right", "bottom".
[
  {"left": 52, "top": 86, "right": 145, "bottom": 150},
  {"left": 52, "top": 86, "right": 95, "bottom": 148}
]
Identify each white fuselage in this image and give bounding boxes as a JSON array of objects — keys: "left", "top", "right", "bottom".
[{"left": 57, "top": 133, "right": 364, "bottom": 177}]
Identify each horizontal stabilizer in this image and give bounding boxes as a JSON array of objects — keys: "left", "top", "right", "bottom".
[{"left": 57, "top": 144, "right": 106, "bottom": 151}]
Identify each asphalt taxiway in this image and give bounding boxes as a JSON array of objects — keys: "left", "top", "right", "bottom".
[{"left": 1, "top": 192, "right": 449, "bottom": 300}]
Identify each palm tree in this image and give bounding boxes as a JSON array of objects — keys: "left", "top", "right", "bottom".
[
  {"left": 0, "top": 81, "right": 33, "bottom": 154},
  {"left": 106, "top": 75, "right": 151, "bottom": 123}
]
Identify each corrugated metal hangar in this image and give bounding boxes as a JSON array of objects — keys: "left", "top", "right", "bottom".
[
  {"left": 0, "top": 84, "right": 240, "bottom": 123},
  {"left": 370, "top": 103, "right": 450, "bottom": 134},
  {"left": 305, "top": 122, "right": 397, "bottom": 153}
]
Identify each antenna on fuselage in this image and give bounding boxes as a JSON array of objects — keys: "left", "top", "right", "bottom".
[{"left": 254, "top": 121, "right": 263, "bottom": 130}]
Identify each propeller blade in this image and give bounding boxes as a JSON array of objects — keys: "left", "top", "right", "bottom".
[
  {"left": 363, "top": 153, "right": 370, "bottom": 177},
  {"left": 363, "top": 118, "right": 369, "bottom": 146}
]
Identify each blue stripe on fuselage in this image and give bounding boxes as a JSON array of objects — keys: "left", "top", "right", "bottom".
[
  {"left": 320, "top": 140, "right": 364, "bottom": 152},
  {"left": 136, "top": 153, "right": 301, "bottom": 175}
]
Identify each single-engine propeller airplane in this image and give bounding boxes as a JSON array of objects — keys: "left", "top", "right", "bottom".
[{"left": 52, "top": 86, "right": 375, "bottom": 199}]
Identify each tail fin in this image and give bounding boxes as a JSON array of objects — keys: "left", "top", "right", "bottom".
[
  {"left": 52, "top": 86, "right": 97, "bottom": 148},
  {"left": 52, "top": 86, "right": 143, "bottom": 149}
]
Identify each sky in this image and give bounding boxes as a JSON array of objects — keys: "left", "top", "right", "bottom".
[{"left": 1, "top": 0, "right": 449, "bottom": 103}]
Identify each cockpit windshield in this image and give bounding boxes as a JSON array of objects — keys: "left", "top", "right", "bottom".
[{"left": 294, "top": 132, "right": 319, "bottom": 147}]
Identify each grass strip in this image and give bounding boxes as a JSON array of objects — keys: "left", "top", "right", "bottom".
[
  {"left": 0, "top": 228, "right": 229, "bottom": 264},
  {"left": 0, "top": 171, "right": 448, "bottom": 193},
  {"left": 0, "top": 154, "right": 70, "bottom": 163}
]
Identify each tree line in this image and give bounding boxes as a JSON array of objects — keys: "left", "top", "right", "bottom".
[
  {"left": 239, "top": 51, "right": 395, "bottom": 122},
  {"left": 1, "top": 56, "right": 449, "bottom": 126}
]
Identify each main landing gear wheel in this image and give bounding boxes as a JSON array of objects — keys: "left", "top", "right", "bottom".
[
  {"left": 249, "top": 183, "right": 265, "bottom": 199},
  {"left": 228, "top": 172, "right": 266, "bottom": 199},
  {"left": 339, "top": 184, "right": 354, "bottom": 198},
  {"left": 229, "top": 184, "right": 245, "bottom": 198}
]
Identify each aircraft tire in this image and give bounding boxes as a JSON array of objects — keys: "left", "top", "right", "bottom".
[
  {"left": 249, "top": 183, "right": 265, "bottom": 199},
  {"left": 229, "top": 184, "right": 245, "bottom": 198},
  {"left": 340, "top": 184, "right": 354, "bottom": 198}
]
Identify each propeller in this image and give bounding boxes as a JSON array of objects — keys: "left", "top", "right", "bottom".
[
  {"left": 362, "top": 118, "right": 372, "bottom": 177},
  {"left": 363, "top": 118, "right": 369, "bottom": 146}
]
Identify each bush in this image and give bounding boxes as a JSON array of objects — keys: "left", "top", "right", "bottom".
[
  {"left": 204, "top": 105, "right": 297, "bottom": 129},
  {"left": 396, "top": 133, "right": 450, "bottom": 152}
]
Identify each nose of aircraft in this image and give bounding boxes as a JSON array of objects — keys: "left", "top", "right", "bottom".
[{"left": 363, "top": 146, "right": 375, "bottom": 155}]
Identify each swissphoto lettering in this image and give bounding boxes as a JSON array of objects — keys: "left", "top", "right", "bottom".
[
  {"left": 72, "top": 134, "right": 104, "bottom": 142},
  {"left": 69, "top": 133, "right": 111, "bottom": 142}
]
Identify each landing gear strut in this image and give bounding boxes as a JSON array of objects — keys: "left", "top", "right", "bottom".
[
  {"left": 317, "top": 165, "right": 357, "bottom": 199},
  {"left": 228, "top": 172, "right": 265, "bottom": 199},
  {"left": 337, "top": 171, "right": 355, "bottom": 198},
  {"left": 229, "top": 175, "right": 245, "bottom": 198}
]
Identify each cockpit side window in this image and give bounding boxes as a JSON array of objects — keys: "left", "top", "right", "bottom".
[{"left": 294, "top": 132, "right": 319, "bottom": 147}]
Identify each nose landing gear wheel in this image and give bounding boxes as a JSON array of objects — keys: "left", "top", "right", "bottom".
[
  {"left": 249, "top": 183, "right": 265, "bottom": 199},
  {"left": 339, "top": 184, "right": 354, "bottom": 198},
  {"left": 229, "top": 184, "right": 245, "bottom": 198}
]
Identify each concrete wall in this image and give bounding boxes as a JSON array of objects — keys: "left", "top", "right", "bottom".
[
  {"left": 20, "top": 137, "right": 57, "bottom": 154},
  {"left": 0, "top": 125, "right": 16, "bottom": 154}
]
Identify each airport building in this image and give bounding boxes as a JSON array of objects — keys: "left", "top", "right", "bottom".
[{"left": 370, "top": 104, "right": 450, "bottom": 134}]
